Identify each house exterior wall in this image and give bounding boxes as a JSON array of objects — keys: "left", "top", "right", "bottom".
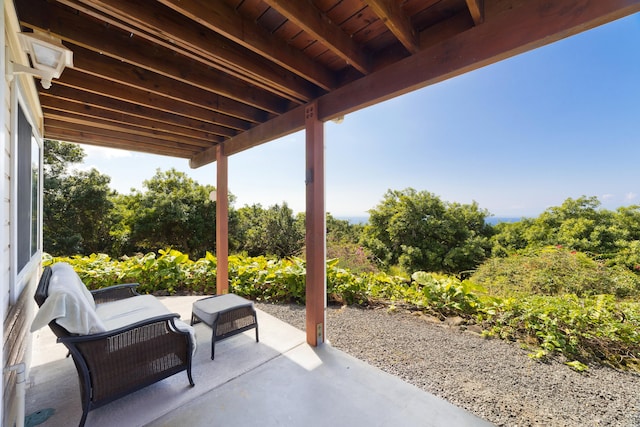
[{"left": 2, "top": 0, "right": 45, "bottom": 425}]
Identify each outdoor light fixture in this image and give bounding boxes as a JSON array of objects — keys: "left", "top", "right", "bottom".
[{"left": 7, "top": 31, "right": 73, "bottom": 89}]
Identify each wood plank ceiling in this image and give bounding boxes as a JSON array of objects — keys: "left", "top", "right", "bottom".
[{"left": 15, "top": 0, "right": 640, "bottom": 167}]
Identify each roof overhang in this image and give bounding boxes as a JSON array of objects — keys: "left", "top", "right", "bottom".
[{"left": 13, "top": 0, "right": 640, "bottom": 167}]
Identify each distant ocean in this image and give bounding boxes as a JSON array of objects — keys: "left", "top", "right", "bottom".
[
  {"left": 337, "top": 216, "right": 524, "bottom": 226},
  {"left": 337, "top": 216, "right": 370, "bottom": 225},
  {"left": 486, "top": 217, "right": 523, "bottom": 225}
]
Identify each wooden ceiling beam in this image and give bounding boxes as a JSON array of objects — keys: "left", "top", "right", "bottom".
[
  {"left": 43, "top": 113, "right": 215, "bottom": 149},
  {"left": 66, "top": 44, "right": 262, "bottom": 126},
  {"left": 39, "top": 86, "right": 236, "bottom": 138},
  {"left": 364, "top": 0, "right": 419, "bottom": 54},
  {"left": 45, "top": 127, "right": 196, "bottom": 159},
  {"left": 45, "top": 125, "right": 202, "bottom": 159},
  {"left": 158, "top": 0, "right": 337, "bottom": 91},
  {"left": 60, "top": 0, "right": 320, "bottom": 103},
  {"left": 45, "top": 119, "right": 210, "bottom": 152},
  {"left": 191, "top": 0, "right": 640, "bottom": 168},
  {"left": 17, "top": 0, "right": 289, "bottom": 115},
  {"left": 465, "top": 0, "right": 484, "bottom": 25},
  {"left": 191, "top": 104, "right": 306, "bottom": 167},
  {"left": 41, "top": 100, "right": 225, "bottom": 143},
  {"left": 263, "top": 0, "right": 371, "bottom": 74},
  {"left": 54, "top": 70, "right": 249, "bottom": 132}
]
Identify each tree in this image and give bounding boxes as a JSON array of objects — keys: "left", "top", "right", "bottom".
[
  {"left": 236, "top": 203, "right": 304, "bottom": 257},
  {"left": 124, "top": 168, "right": 225, "bottom": 259},
  {"left": 43, "top": 140, "right": 115, "bottom": 255},
  {"left": 361, "top": 188, "right": 492, "bottom": 275},
  {"left": 493, "top": 196, "right": 627, "bottom": 256}
]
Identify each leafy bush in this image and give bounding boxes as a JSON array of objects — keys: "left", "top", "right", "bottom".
[
  {"left": 480, "top": 294, "right": 640, "bottom": 371},
  {"left": 471, "top": 246, "right": 640, "bottom": 298},
  {"left": 326, "top": 241, "right": 379, "bottom": 274},
  {"left": 404, "top": 272, "right": 484, "bottom": 318},
  {"left": 44, "top": 249, "right": 640, "bottom": 372}
]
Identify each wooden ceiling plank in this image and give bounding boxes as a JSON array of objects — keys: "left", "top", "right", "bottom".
[
  {"left": 56, "top": 69, "right": 250, "bottom": 132},
  {"left": 67, "top": 44, "right": 263, "bottom": 126},
  {"left": 45, "top": 119, "right": 210, "bottom": 152},
  {"left": 39, "top": 86, "right": 236, "bottom": 138},
  {"left": 158, "top": 0, "right": 337, "bottom": 90},
  {"left": 191, "top": 0, "right": 640, "bottom": 167},
  {"left": 465, "top": 0, "right": 484, "bottom": 25},
  {"left": 262, "top": 0, "right": 371, "bottom": 74},
  {"left": 17, "top": 14, "right": 264, "bottom": 125},
  {"left": 62, "top": 0, "right": 319, "bottom": 103},
  {"left": 44, "top": 113, "right": 215, "bottom": 148},
  {"left": 17, "top": 0, "right": 289, "bottom": 115},
  {"left": 41, "top": 101, "right": 224, "bottom": 143},
  {"left": 45, "top": 127, "right": 196, "bottom": 159},
  {"left": 364, "top": 0, "right": 419, "bottom": 53}
]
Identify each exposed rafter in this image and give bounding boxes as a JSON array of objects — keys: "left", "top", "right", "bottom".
[
  {"left": 60, "top": 0, "right": 320, "bottom": 103},
  {"left": 466, "top": 0, "right": 484, "bottom": 25},
  {"left": 17, "top": 0, "right": 289, "bottom": 115},
  {"left": 365, "top": 0, "right": 419, "bottom": 54},
  {"left": 263, "top": 0, "right": 371, "bottom": 74},
  {"left": 191, "top": 0, "right": 640, "bottom": 167},
  {"left": 158, "top": 0, "right": 337, "bottom": 90},
  {"left": 12, "top": 0, "right": 639, "bottom": 161}
]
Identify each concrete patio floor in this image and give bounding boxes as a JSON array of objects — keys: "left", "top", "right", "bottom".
[{"left": 26, "top": 296, "right": 493, "bottom": 427}]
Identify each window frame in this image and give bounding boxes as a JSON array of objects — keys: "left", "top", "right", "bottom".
[{"left": 10, "top": 79, "right": 43, "bottom": 303}]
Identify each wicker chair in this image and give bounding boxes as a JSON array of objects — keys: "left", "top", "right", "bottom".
[{"left": 34, "top": 266, "right": 195, "bottom": 427}]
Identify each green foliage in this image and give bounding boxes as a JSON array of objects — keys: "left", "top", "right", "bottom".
[
  {"left": 123, "top": 169, "right": 226, "bottom": 259},
  {"left": 236, "top": 203, "right": 304, "bottom": 258},
  {"left": 361, "top": 188, "right": 492, "bottom": 275},
  {"left": 471, "top": 246, "right": 640, "bottom": 298},
  {"left": 407, "top": 272, "right": 484, "bottom": 317},
  {"left": 481, "top": 294, "right": 640, "bottom": 371},
  {"left": 491, "top": 197, "right": 640, "bottom": 275},
  {"left": 45, "top": 249, "right": 640, "bottom": 372},
  {"left": 43, "top": 140, "right": 115, "bottom": 255},
  {"left": 326, "top": 241, "right": 378, "bottom": 274}
]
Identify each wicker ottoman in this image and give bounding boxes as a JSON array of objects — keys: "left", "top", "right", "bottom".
[{"left": 191, "top": 294, "right": 259, "bottom": 360}]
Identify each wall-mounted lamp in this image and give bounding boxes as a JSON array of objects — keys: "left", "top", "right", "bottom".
[{"left": 7, "top": 31, "right": 73, "bottom": 89}]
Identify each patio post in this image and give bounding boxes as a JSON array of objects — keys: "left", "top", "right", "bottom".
[
  {"left": 304, "top": 101, "right": 326, "bottom": 346},
  {"left": 216, "top": 144, "right": 229, "bottom": 294}
]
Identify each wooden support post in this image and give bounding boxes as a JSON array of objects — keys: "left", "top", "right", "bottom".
[
  {"left": 216, "top": 144, "right": 229, "bottom": 295},
  {"left": 304, "top": 102, "right": 326, "bottom": 346}
]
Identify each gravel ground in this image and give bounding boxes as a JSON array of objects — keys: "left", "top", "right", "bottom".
[{"left": 255, "top": 302, "right": 640, "bottom": 427}]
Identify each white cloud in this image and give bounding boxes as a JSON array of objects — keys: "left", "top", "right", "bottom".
[
  {"left": 625, "top": 192, "right": 638, "bottom": 201},
  {"left": 601, "top": 193, "right": 615, "bottom": 201}
]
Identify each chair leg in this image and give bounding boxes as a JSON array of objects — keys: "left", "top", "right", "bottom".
[
  {"left": 187, "top": 367, "right": 195, "bottom": 387},
  {"left": 78, "top": 405, "right": 88, "bottom": 427}
]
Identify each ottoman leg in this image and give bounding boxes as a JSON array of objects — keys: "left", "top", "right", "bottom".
[{"left": 211, "top": 331, "right": 216, "bottom": 360}]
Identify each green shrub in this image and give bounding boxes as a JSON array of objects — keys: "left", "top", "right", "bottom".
[
  {"left": 471, "top": 246, "right": 640, "bottom": 298},
  {"left": 481, "top": 294, "right": 640, "bottom": 371},
  {"left": 326, "top": 241, "right": 379, "bottom": 274},
  {"left": 44, "top": 249, "right": 640, "bottom": 372},
  {"left": 404, "top": 272, "right": 484, "bottom": 317}
]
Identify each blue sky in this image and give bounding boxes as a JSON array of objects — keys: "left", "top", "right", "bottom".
[{"left": 79, "top": 13, "right": 640, "bottom": 219}]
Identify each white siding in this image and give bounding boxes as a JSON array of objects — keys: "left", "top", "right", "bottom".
[
  {"left": 2, "top": 55, "right": 11, "bottom": 317},
  {"left": 2, "top": 1, "right": 45, "bottom": 425},
  {"left": 0, "top": 1, "right": 7, "bottom": 422}
]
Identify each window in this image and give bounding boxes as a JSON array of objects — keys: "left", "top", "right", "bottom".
[{"left": 16, "top": 105, "right": 40, "bottom": 272}]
